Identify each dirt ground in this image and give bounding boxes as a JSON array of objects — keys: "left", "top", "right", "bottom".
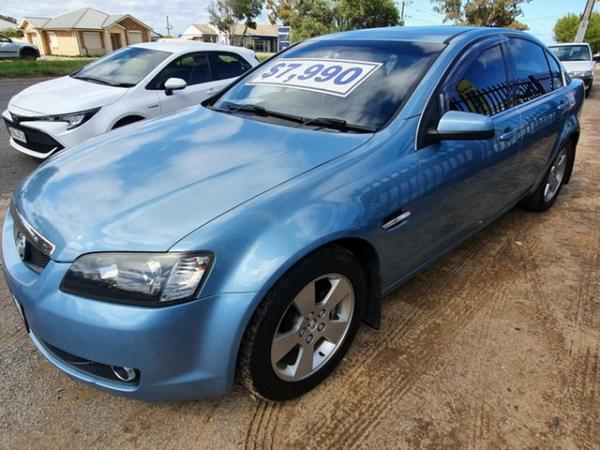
[{"left": 0, "top": 77, "right": 598, "bottom": 449}]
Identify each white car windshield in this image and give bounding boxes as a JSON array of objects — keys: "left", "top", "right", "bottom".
[
  {"left": 549, "top": 45, "right": 592, "bottom": 62},
  {"left": 72, "top": 47, "right": 171, "bottom": 87}
]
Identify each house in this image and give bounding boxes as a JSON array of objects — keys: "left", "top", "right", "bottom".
[
  {"left": 0, "top": 17, "right": 19, "bottom": 31},
  {"left": 20, "top": 7, "right": 153, "bottom": 56},
  {"left": 181, "top": 23, "right": 278, "bottom": 52}
]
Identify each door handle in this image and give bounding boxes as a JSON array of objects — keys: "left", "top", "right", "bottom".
[
  {"left": 499, "top": 128, "right": 519, "bottom": 141},
  {"left": 382, "top": 210, "right": 411, "bottom": 230},
  {"left": 557, "top": 101, "right": 569, "bottom": 111}
]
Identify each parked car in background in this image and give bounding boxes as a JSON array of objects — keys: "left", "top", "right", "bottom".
[
  {"left": 549, "top": 42, "right": 595, "bottom": 97},
  {"left": 0, "top": 33, "right": 39, "bottom": 59},
  {"left": 2, "top": 26, "right": 584, "bottom": 402},
  {"left": 2, "top": 41, "right": 258, "bottom": 158}
]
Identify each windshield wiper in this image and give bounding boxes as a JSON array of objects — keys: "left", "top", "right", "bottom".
[
  {"left": 301, "top": 117, "right": 376, "bottom": 133},
  {"left": 71, "top": 75, "right": 134, "bottom": 88},
  {"left": 223, "top": 103, "right": 305, "bottom": 124}
]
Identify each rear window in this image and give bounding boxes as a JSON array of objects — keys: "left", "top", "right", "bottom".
[
  {"left": 549, "top": 45, "right": 592, "bottom": 62},
  {"left": 214, "top": 39, "right": 444, "bottom": 130}
]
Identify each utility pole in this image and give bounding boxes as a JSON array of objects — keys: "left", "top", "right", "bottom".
[
  {"left": 165, "top": 16, "right": 173, "bottom": 37},
  {"left": 575, "top": 0, "right": 597, "bottom": 42},
  {"left": 399, "top": 1, "right": 410, "bottom": 26}
]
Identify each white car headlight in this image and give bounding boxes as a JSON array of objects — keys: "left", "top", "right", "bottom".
[{"left": 36, "top": 107, "right": 101, "bottom": 130}]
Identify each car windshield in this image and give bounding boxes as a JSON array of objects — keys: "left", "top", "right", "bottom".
[
  {"left": 72, "top": 47, "right": 171, "bottom": 87},
  {"left": 213, "top": 39, "right": 443, "bottom": 131},
  {"left": 549, "top": 45, "right": 592, "bottom": 62}
]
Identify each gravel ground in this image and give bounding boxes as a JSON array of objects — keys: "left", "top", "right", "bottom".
[{"left": 0, "top": 77, "right": 599, "bottom": 449}]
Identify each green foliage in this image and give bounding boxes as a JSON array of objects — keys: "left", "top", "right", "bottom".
[
  {"left": 266, "top": 0, "right": 400, "bottom": 42},
  {"left": 0, "top": 59, "right": 95, "bottom": 78},
  {"left": 554, "top": 12, "right": 600, "bottom": 54},
  {"left": 2, "top": 28, "right": 23, "bottom": 38},
  {"left": 431, "top": 0, "right": 530, "bottom": 29},
  {"left": 335, "top": 0, "right": 399, "bottom": 31}
]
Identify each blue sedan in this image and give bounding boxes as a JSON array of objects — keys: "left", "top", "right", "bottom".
[{"left": 2, "top": 26, "right": 584, "bottom": 401}]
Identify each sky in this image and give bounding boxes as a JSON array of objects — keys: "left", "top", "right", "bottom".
[{"left": 2, "top": 0, "right": 597, "bottom": 43}]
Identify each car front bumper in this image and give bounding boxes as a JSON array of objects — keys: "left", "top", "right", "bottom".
[
  {"left": 2, "top": 210, "right": 257, "bottom": 401},
  {"left": 2, "top": 107, "right": 99, "bottom": 159}
]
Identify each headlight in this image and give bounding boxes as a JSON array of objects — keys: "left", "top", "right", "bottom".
[
  {"left": 570, "top": 71, "right": 593, "bottom": 78},
  {"left": 60, "top": 253, "right": 212, "bottom": 305},
  {"left": 38, "top": 107, "right": 100, "bottom": 130}
]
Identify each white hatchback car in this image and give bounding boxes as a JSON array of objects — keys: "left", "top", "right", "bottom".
[{"left": 2, "top": 41, "right": 259, "bottom": 158}]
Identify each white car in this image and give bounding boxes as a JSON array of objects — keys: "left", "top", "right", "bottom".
[
  {"left": 2, "top": 41, "right": 259, "bottom": 158},
  {"left": 548, "top": 42, "right": 596, "bottom": 97}
]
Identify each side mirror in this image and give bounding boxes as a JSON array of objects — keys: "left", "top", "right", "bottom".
[
  {"left": 428, "top": 111, "right": 495, "bottom": 141},
  {"left": 593, "top": 55, "right": 600, "bottom": 63},
  {"left": 164, "top": 77, "right": 187, "bottom": 96}
]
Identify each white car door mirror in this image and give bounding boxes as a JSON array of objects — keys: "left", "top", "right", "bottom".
[{"left": 164, "top": 78, "right": 187, "bottom": 96}]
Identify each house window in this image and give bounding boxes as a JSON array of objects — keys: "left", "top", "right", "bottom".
[{"left": 48, "top": 32, "right": 59, "bottom": 49}]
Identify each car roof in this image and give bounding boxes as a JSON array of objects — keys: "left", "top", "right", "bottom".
[
  {"left": 548, "top": 42, "right": 591, "bottom": 48},
  {"left": 315, "top": 25, "right": 538, "bottom": 45},
  {"left": 131, "top": 40, "right": 256, "bottom": 57}
]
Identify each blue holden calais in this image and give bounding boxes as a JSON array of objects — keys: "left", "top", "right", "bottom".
[{"left": 2, "top": 26, "right": 584, "bottom": 401}]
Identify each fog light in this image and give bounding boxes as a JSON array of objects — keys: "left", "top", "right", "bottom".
[{"left": 111, "top": 365, "right": 137, "bottom": 382}]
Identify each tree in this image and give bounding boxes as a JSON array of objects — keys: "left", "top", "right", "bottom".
[
  {"left": 431, "top": 0, "right": 530, "bottom": 30},
  {"left": 208, "top": 0, "right": 237, "bottom": 44},
  {"left": 266, "top": 0, "right": 336, "bottom": 41},
  {"left": 554, "top": 12, "right": 600, "bottom": 54},
  {"left": 335, "top": 0, "right": 399, "bottom": 31},
  {"left": 232, "top": 0, "right": 265, "bottom": 41}
]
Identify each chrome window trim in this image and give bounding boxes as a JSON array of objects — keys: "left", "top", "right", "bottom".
[{"left": 10, "top": 200, "right": 55, "bottom": 257}]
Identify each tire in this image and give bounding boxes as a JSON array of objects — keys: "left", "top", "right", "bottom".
[
  {"left": 20, "top": 48, "right": 38, "bottom": 60},
  {"left": 585, "top": 82, "right": 592, "bottom": 98},
  {"left": 521, "top": 141, "right": 573, "bottom": 212},
  {"left": 238, "top": 246, "right": 367, "bottom": 401}
]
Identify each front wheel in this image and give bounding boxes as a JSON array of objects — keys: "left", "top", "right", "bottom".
[
  {"left": 521, "top": 142, "right": 572, "bottom": 212},
  {"left": 238, "top": 247, "right": 367, "bottom": 401}
]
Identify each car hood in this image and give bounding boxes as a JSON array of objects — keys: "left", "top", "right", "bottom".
[
  {"left": 561, "top": 60, "right": 595, "bottom": 73},
  {"left": 9, "top": 76, "right": 128, "bottom": 115},
  {"left": 12, "top": 107, "right": 372, "bottom": 261}
]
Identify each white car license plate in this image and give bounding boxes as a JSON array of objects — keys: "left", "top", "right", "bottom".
[{"left": 8, "top": 126, "right": 26, "bottom": 143}]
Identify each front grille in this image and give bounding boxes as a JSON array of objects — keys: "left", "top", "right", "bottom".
[
  {"left": 25, "top": 244, "right": 50, "bottom": 273},
  {"left": 11, "top": 203, "right": 53, "bottom": 273},
  {"left": 4, "top": 118, "right": 64, "bottom": 154}
]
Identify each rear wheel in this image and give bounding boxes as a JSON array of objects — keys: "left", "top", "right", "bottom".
[
  {"left": 238, "top": 247, "right": 366, "bottom": 401},
  {"left": 20, "top": 48, "right": 38, "bottom": 60},
  {"left": 521, "top": 142, "right": 572, "bottom": 212}
]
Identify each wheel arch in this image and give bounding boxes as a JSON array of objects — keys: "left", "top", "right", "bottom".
[
  {"left": 564, "top": 129, "right": 579, "bottom": 185},
  {"left": 111, "top": 115, "right": 146, "bottom": 129}
]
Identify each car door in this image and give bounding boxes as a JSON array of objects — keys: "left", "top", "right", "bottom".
[
  {"left": 152, "top": 52, "right": 223, "bottom": 115},
  {"left": 411, "top": 38, "right": 524, "bottom": 265},
  {"left": 506, "top": 38, "right": 570, "bottom": 188},
  {"left": 0, "top": 35, "right": 18, "bottom": 58}
]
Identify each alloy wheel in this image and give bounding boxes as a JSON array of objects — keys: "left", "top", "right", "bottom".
[{"left": 270, "top": 274, "right": 355, "bottom": 382}]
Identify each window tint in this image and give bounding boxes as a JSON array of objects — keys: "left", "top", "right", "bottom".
[
  {"left": 209, "top": 52, "right": 251, "bottom": 81},
  {"left": 546, "top": 51, "right": 563, "bottom": 90},
  {"left": 148, "top": 52, "right": 210, "bottom": 89},
  {"left": 508, "top": 38, "right": 553, "bottom": 103},
  {"left": 448, "top": 45, "right": 510, "bottom": 116}
]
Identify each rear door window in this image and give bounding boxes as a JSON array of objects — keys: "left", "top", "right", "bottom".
[
  {"left": 448, "top": 44, "right": 511, "bottom": 116},
  {"left": 208, "top": 52, "right": 252, "bottom": 81},
  {"left": 508, "top": 38, "right": 553, "bottom": 103}
]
